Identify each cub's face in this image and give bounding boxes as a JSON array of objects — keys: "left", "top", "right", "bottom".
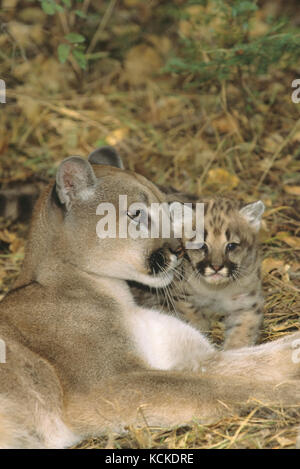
[
  {"left": 53, "top": 149, "right": 182, "bottom": 288},
  {"left": 185, "top": 199, "right": 264, "bottom": 286}
]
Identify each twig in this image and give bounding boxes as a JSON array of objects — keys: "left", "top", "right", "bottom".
[
  {"left": 227, "top": 407, "right": 259, "bottom": 449},
  {"left": 58, "top": 10, "right": 69, "bottom": 35},
  {"left": 0, "top": 19, "right": 27, "bottom": 61},
  {"left": 6, "top": 90, "right": 109, "bottom": 133},
  {"left": 82, "top": 0, "right": 91, "bottom": 15},
  {"left": 256, "top": 119, "right": 300, "bottom": 190},
  {"left": 87, "top": 0, "right": 118, "bottom": 54},
  {"left": 57, "top": 10, "right": 81, "bottom": 77}
]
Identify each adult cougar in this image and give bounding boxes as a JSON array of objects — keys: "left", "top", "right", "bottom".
[{"left": 0, "top": 147, "right": 299, "bottom": 448}]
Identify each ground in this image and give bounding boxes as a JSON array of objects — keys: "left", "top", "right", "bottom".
[{"left": 0, "top": 0, "right": 300, "bottom": 449}]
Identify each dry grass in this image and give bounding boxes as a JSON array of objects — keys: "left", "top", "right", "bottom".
[
  {"left": 0, "top": 0, "right": 299, "bottom": 449},
  {"left": 74, "top": 407, "right": 300, "bottom": 449}
]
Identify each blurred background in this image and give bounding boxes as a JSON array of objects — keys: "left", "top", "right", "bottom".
[{"left": 0, "top": 0, "right": 300, "bottom": 448}]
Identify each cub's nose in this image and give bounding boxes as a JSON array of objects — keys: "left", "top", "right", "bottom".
[{"left": 211, "top": 264, "right": 223, "bottom": 272}]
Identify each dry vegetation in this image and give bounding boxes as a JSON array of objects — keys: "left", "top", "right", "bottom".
[{"left": 0, "top": 0, "right": 300, "bottom": 449}]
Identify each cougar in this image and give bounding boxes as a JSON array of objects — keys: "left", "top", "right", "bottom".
[{"left": 0, "top": 146, "right": 299, "bottom": 448}]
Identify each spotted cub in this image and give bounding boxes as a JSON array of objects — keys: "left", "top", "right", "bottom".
[
  {"left": 175, "top": 197, "right": 265, "bottom": 349},
  {"left": 131, "top": 196, "right": 265, "bottom": 350}
]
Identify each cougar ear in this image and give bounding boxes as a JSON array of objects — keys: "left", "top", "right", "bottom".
[
  {"left": 88, "top": 146, "right": 124, "bottom": 169},
  {"left": 239, "top": 200, "right": 265, "bottom": 232},
  {"left": 55, "top": 156, "right": 97, "bottom": 210}
]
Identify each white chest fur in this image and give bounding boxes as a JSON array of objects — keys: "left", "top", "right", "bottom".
[
  {"left": 127, "top": 307, "right": 215, "bottom": 372},
  {"left": 187, "top": 276, "right": 261, "bottom": 316}
]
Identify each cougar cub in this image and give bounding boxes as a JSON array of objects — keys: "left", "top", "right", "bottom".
[{"left": 132, "top": 197, "right": 265, "bottom": 349}]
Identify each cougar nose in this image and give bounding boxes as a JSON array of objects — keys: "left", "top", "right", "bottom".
[
  {"left": 212, "top": 264, "right": 222, "bottom": 272},
  {"left": 149, "top": 248, "right": 166, "bottom": 274}
]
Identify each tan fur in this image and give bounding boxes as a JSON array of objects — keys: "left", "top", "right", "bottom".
[{"left": 0, "top": 150, "right": 299, "bottom": 448}]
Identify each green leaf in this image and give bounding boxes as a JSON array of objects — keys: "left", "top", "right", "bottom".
[
  {"left": 74, "top": 9, "right": 87, "bottom": 18},
  {"left": 95, "top": 138, "right": 108, "bottom": 147},
  {"left": 55, "top": 3, "right": 64, "bottom": 12},
  {"left": 57, "top": 43, "right": 71, "bottom": 64},
  {"left": 41, "top": 0, "right": 56, "bottom": 15},
  {"left": 74, "top": 43, "right": 85, "bottom": 51},
  {"left": 232, "top": 1, "right": 258, "bottom": 17},
  {"left": 72, "top": 49, "right": 87, "bottom": 69},
  {"left": 65, "top": 33, "right": 86, "bottom": 44},
  {"left": 61, "top": 0, "right": 71, "bottom": 7}
]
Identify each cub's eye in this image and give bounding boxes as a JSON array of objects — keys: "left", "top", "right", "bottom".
[
  {"left": 226, "top": 242, "right": 239, "bottom": 253},
  {"left": 127, "top": 209, "right": 142, "bottom": 222}
]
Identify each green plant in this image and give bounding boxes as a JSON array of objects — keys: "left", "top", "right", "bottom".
[
  {"left": 37, "top": 0, "right": 112, "bottom": 70},
  {"left": 163, "top": 0, "right": 300, "bottom": 86}
]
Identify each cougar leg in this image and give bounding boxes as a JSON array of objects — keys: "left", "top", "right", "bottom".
[
  {"left": 208, "top": 331, "right": 300, "bottom": 382},
  {"left": 64, "top": 363, "right": 300, "bottom": 439},
  {"left": 0, "top": 333, "right": 79, "bottom": 449}
]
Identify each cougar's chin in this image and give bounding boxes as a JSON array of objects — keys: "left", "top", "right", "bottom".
[
  {"left": 203, "top": 273, "right": 229, "bottom": 285},
  {"left": 136, "top": 270, "right": 175, "bottom": 288}
]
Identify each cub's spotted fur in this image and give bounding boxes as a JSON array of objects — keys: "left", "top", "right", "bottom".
[
  {"left": 132, "top": 197, "right": 265, "bottom": 350},
  {"left": 177, "top": 197, "right": 265, "bottom": 349}
]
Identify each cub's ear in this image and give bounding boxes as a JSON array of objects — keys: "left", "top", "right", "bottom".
[
  {"left": 239, "top": 200, "right": 265, "bottom": 232},
  {"left": 88, "top": 146, "right": 124, "bottom": 169},
  {"left": 55, "top": 156, "right": 96, "bottom": 210}
]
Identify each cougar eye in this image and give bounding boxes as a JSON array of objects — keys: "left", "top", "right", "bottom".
[
  {"left": 199, "top": 243, "right": 208, "bottom": 254},
  {"left": 226, "top": 242, "right": 239, "bottom": 253},
  {"left": 127, "top": 209, "right": 142, "bottom": 222}
]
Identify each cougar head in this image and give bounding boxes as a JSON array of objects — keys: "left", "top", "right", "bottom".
[{"left": 26, "top": 146, "right": 182, "bottom": 289}]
